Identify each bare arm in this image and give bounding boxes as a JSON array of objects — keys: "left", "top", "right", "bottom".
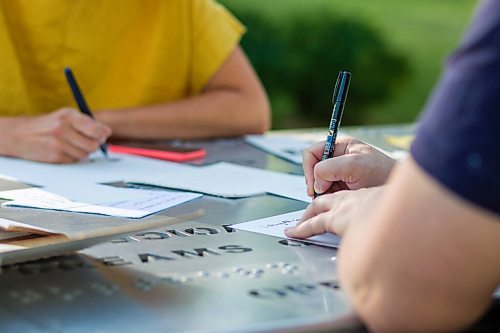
[
  {"left": 96, "top": 46, "right": 270, "bottom": 140},
  {"left": 339, "top": 157, "right": 500, "bottom": 332}
]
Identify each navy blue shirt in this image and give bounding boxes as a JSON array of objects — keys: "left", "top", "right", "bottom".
[{"left": 411, "top": 0, "right": 500, "bottom": 215}]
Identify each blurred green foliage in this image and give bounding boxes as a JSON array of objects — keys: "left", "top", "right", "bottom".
[
  {"left": 235, "top": 10, "right": 408, "bottom": 127},
  {"left": 220, "top": 0, "right": 475, "bottom": 129}
]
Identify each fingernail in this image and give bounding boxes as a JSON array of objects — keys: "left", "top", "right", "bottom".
[
  {"left": 284, "top": 227, "right": 294, "bottom": 235},
  {"left": 314, "top": 182, "right": 322, "bottom": 194}
]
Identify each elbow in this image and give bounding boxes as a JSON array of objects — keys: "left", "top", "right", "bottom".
[
  {"left": 256, "top": 89, "right": 272, "bottom": 133},
  {"left": 254, "top": 100, "right": 271, "bottom": 134},
  {"left": 244, "top": 93, "right": 271, "bottom": 135}
]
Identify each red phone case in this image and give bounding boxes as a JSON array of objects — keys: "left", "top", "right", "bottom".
[{"left": 108, "top": 144, "right": 206, "bottom": 162}]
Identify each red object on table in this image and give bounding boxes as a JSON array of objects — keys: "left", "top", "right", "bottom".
[{"left": 109, "top": 144, "right": 206, "bottom": 162}]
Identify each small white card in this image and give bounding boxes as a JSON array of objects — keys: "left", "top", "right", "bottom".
[
  {"left": 232, "top": 210, "right": 341, "bottom": 248},
  {"left": 246, "top": 135, "right": 314, "bottom": 164}
]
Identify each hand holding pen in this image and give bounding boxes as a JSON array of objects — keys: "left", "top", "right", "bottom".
[
  {"left": 313, "top": 71, "right": 351, "bottom": 198},
  {"left": 2, "top": 68, "right": 112, "bottom": 164},
  {"left": 303, "top": 135, "right": 396, "bottom": 197},
  {"left": 302, "top": 71, "right": 397, "bottom": 197},
  {"left": 3, "top": 107, "right": 112, "bottom": 164}
]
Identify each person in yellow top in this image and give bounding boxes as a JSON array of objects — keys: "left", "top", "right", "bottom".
[{"left": 0, "top": 0, "right": 270, "bottom": 163}]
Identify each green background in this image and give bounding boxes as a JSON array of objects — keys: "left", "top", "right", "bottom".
[{"left": 220, "top": 0, "right": 476, "bottom": 129}]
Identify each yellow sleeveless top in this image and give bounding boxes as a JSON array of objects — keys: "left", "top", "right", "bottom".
[{"left": 0, "top": 0, "right": 244, "bottom": 116}]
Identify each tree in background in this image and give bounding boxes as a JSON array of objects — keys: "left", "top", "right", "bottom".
[{"left": 221, "top": 4, "right": 409, "bottom": 128}]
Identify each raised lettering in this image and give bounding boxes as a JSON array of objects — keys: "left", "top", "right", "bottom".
[
  {"left": 218, "top": 245, "right": 252, "bottom": 254},
  {"left": 99, "top": 256, "right": 132, "bottom": 267},
  {"left": 184, "top": 227, "right": 219, "bottom": 235},
  {"left": 318, "top": 280, "right": 341, "bottom": 290},
  {"left": 222, "top": 225, "right": 236, "bottom": 233},
  {"left": 285, "top": 283, "right": 317, "bottom": 295},
  {"left": 138, "top": 253, "right": 175, "bottom": 263},
  {"left": 278, "top": 239, "right": 310, "bottom": 247},
  {"left": 135, "top": 232, "right": 171, "bottom": 240},
  {"left": 248, "top": 288, "right": 288, "bottom": 299},
  {"left": 165, "top": 229, "right": 192, "bottom": 238},
  {"left": 172, "top": 248, "right": 220, "bottom": 258}
]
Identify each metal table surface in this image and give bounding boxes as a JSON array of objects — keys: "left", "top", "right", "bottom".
[{"left": 0, "top": 125, "right": 415, "bottom": 333}]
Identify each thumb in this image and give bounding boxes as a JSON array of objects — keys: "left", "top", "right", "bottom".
[{"left": 313, "top": 154, "right": 364, "bottom": 193}]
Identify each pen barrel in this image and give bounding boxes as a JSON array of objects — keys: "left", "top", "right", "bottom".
[
  {"left": 332, "top": 71, "right": 351, "bottom": 103},
  {"left": 321, "top": 101, "right": 344, "bottom": 160},
  {"left": 64, "top": 67, "right": 93, "bottom": 117}
]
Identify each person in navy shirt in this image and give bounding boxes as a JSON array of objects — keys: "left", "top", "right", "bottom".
[{"left": 286, "top": 0, "right": 500, "bottom": 331}]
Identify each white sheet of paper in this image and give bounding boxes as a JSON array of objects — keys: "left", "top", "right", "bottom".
[
  {"left": 246, "top": 135, "right": 314, "bottom": 164},
  {"left": 130, "top": 162, "right": 310, "bottom": 202},
  {"left": 205, "top": 163, "right": 310, "bottom": 202},
  {"left": 0, "top": 153, "right": 196, "bottom": 197},
  {"left": 245, "top": 133, "right": 349, "bottom": 164},
  {"left": 42, "top": 183, "right": 152, "bottom": 203},
  {"left": 231, "top": 210, "right": 341, "bottom": 248},
  {"left": 1, "top": 188, "right": 202, "bottom": 219},
  {"left": 130, "top": 164, "right": 264, "bottom": 197}
]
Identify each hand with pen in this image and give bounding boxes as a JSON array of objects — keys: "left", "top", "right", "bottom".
[
  {"left": 285, "top": 136, "right": 396, "bottom": 238},
  {"left": 0, "top": 108, "right": 111, "bottom": 163},
  {"left": 304, "top": 136, "right": 396, "bottom": 197}
]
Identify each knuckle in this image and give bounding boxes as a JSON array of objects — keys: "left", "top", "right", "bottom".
[
  {"left": 312, "top": 197, "right": 327, "bottom": 209},
  {"left": 49, "top": 121, "right": 65, "bottom": 137},
  {"left": 48, "top": 139, "right": 63, "bottom": 152},
  {"left": 75, "top": 150, "right": 88, "bottom": 159},
  {"left": 47, "top": 151, "right": 64, "bottom": 163},
  {"left": 348, "top": 154, "right": 364, "bottom": 165},
  {"left": 350, "top": 137, "right": 362, "bottom": 144},
  {"left": 313, "top": 163, "right": 323, "bottom": 178},
  {"left": 84, "top": 123, "right": 100, "bottom": 138},
  {"left": 55, "top": 108, "right": 74, "bottom": 119},
  {"left": 302, "top": 150, "right": 309, "bottom": 159}
]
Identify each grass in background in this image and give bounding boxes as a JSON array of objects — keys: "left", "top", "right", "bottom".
[{"left": 221, "top": 0, "right": 476, "bottom": 127}]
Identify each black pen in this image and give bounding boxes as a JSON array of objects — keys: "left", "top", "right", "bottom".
[
  {"left": 64, "top": 67, "right": 109, "bottom": 158},
  {"left": 314, "top": 70, "right": 351, "bottom": 198}
]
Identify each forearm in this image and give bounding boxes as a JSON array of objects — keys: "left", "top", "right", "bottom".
[
  {"left": 96, "top": 88, "right": 269, "bottom": 140},
  {"left": 338, "top": 159, "right": 500, "bottom": 332}
]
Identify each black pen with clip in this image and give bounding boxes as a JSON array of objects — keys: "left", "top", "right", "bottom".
[
  {"left": 314, "top": 70, "right": 351, "bottom": 198},
  {"left": 64, "top": 67, "right": 109, "bottom": 158}
]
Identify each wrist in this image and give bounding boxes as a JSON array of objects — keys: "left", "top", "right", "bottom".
[
  {"left": 95, "top": 109, "right": 122, "bottom": 135},
  {"left": 0, "top": 117, "right": 25, "bottom": 156}
]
